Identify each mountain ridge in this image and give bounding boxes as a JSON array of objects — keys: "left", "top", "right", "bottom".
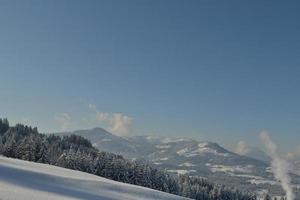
[
  {"left": 56, "top": 127, "right": 300, "bottom": 198},
  {"left": 56, "top": 127, "right": 267, "bottom": 166}
]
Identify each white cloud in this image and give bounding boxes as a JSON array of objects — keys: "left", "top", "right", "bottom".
[
  {"left": 88, "top": 104, "right": 133, "bottom": 136},
  {"left": 55, "top": 113, "right": 72, "bottom": 131},
  {"left": 108, "top": 113, "right": 133, "bottom": 135},
  {"left": 234, "top": 140, "right": 251, "bottom": 155},
  {"left": 96, "top": 112, "right": 110, "bottom": 122}
]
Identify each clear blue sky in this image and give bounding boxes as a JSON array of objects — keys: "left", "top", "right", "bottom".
[{"left": 0, "top": 0, "right": 299, "bottom": 150}]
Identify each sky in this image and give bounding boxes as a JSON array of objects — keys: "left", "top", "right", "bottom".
[{"left": 0, "top": 0, "right": 299, "bottom": 151}]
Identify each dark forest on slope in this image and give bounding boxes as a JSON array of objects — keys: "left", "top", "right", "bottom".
[{"left": 0, "top": 118, "right": 258, "bottom": 200}]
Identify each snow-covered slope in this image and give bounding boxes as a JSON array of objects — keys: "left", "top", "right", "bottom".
[{"left": 0, "top": 156, "right": 189, "bottom": 200}]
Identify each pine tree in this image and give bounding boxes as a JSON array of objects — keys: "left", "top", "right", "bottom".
[
  {"left": 3, "top": 136, "right": 16, "bottom": 157},
  {"left": 37, "top": 139, "right": 50, "bottom": 164},
  {"left": 0, "top": 118, "right": 9, "bottom": 134},
  {"left": 264, "top": 194, "right": 272, "bottom": 200}
]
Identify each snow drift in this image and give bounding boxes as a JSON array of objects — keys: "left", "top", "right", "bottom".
[{"left": 0, "top": 156, "right": 189, "bottom": 200}]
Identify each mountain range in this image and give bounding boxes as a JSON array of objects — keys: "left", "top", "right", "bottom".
[{"left": 56, "top": 128, "right": 300, "bottom": 198}]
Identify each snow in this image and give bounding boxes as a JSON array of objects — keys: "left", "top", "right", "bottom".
[
  {"left": 162, "top": 138, "right": 191, "bottom": 144},
  {"left": 232, "top": 174, "right": 280, "bottom": 186},
  {"left": 248, "top": 179, "right": 278, "bottom": 186},
  {"left": 159, "top": 157, "right": 169, "bottom": 161},
  {"left": 176, "top": 148, "right": 189, "bottom": 156},
  {"left": 176, "top": 144, "right": 229, "bottom": 158},
  {"left": 209, "top": 165, "right": 253, "bottom": 174},
  {"left": 198, "top": 142, "right": 209, "bottom": 148},
  {"left": 234, "top": 174, "right": 264, "bottom": 179},
  {"left": 187, "top": 146, "right": 229, "bottom": 157},
  {"left": 179, "top": 162, "right": 196, "bottom": 167},
  {"left": 167, "top": 169, "right": 196, "bottom": 175},
  {"left": 155, "top": 145, "right": 171, "bottom": 149},
  {"left": 265, "top": 167, "right": 272, "bottom": 173},
  {"left": 0, "top": 156, "right": 189, "bottom": 200},
  {"left": 256, "top": 189, "right": 269, "bottom": 200}
]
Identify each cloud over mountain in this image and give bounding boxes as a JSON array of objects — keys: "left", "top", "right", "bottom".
[
  {"left": 235, "top": 140, "right": 251, "bottom": 155},
  {"left": 88, "top": 104, "right": 133, "bottom": 136}
]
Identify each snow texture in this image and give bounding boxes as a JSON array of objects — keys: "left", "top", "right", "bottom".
[{"left": 0, "top": 156, "right": 189, "bottom": 200}]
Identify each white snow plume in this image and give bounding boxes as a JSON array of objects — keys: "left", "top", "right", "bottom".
[{"left": 259, "top": 131, "right": 295, "bottom": 200}]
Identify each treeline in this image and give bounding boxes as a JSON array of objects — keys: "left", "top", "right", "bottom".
[{"left": 0, "top": 119, "right": 256, "bottom": 200}]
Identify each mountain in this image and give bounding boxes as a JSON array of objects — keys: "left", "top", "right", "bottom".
[
  {"left": 56, "top": 128, "right": 268, "bottom": 176},
  {"left": 0, "top": 156, "right": 189, "bottom": 200},
  {"left": 286, "top": 154, "right": 300, "bottom": 177},
  {"left": 243, "top": 148, "right": 271, "bottom": 164},
  {"left": 56, "top": 128, "right": 300, "bottom": 198},
  {"left": 57, "top": 127, "right": 138, "bottom": 155}
]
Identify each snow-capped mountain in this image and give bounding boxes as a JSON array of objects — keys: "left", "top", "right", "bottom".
[
  {"left": 0, "top": 156, "right": 190, "bottom": 200},
  {"left": 56, "top": 128, "right": 267, "bottom": 175},
  {"left": 56, "top": 128, "right": 300, "bottom": 198},
  {"left": 57, "top": 128, "right": 138, "bottom": 155}
]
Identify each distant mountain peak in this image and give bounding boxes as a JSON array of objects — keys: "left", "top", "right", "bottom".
[{"left": 91, "top": 127, "right": 109, "bottom": 132}]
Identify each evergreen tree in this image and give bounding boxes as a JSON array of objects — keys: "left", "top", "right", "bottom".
[
  {"left": 0, "top": 118, "right": 9, "bottom": 134},
  {"left": 264, "top": 194, "right": 272, "bottom": 200}
]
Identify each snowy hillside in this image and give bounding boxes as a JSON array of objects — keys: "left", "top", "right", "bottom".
[{"left": 0, "top": 156, "right": 189, "bottom": 200}]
